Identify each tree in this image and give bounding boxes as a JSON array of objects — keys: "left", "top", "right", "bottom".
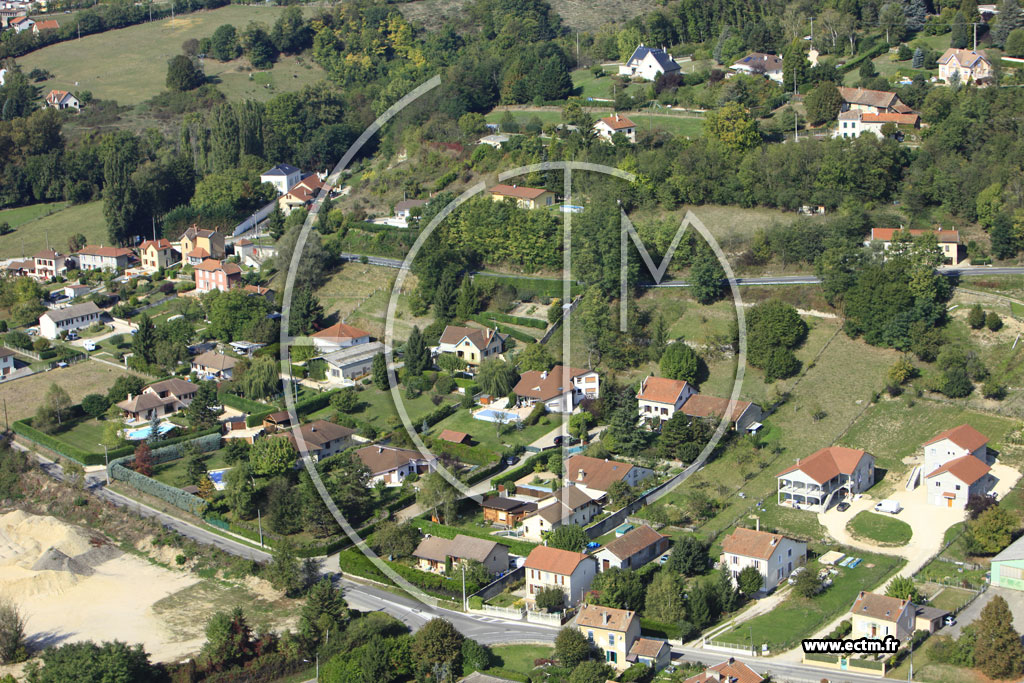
[
  {"left": 660, "top": 342, "right": 700, "bottom": 383},
  {"left": 374, "top": 521, "right": 420, "bottom": 559},
  {"left": 569, "top": 660, "right": 614, "bottom": 683},
  {"left": 987, "top": 311, "right": 1003, "bottom": 331},
  {"left": 372, "top": 352, "right": 390, "bottom": 391},
  {"left": 210, "top": 24, "right": 241, "bottom": 61},
  {"left": 455, "top": 277, "right": 479, "bottom": 320},
  {"left": 547, "top": 524, "right": 588, "bottom": 552},
  {"left": 182, "top": 450, "right": 207, "bottom": 488},
  {"left": 81, "top": 394, "right": 110, "bottom": 419},
  {"left": 166, "top": 55, "right": 204, "bottom": 91},
  {"left": 535, "top": 585, "right": 566, "bottom": 612},
  {"left": 186, "top": 380, "right": 220, "bottom": 430},
  {"left": 737, "top": 566, "right": 764, "bottom": 595},
  {"left": 225, "top": 462, "right": 256, "bottom": 520},
  {"left": 667, "top": 535, "right": 708, "bottom": 576},
  {"left": 904, "top": 0, "right": 928, "bottom": 31},
  {"left": 974, "top": 595, "right": 1024, "bottom": 678},
  {"left": 201, "top": 607, "right": 253, "bottom": 671},
  {"left": 606, "top": 480, "right": 634, "bottom": 507},
  {"left": 589, "top": 568, "right": 645, "bottom": 610},
  {"left": 994, "top": 0, "right": 1024, "bottom": 47},
  {"left": 879, "top": 3, "right": 907, "bottom": 43},
  {"left": 241, "top": 22, "right": 277, "bottom": 69},
  {"left": 130, "top": 313, "right": 156, "bottom": 365},
  {"left": 131, "top": 442, "right": 153, "bottom": 477},
  {"left": 289, "top": 288, "right": 323, "bottom": 336},
  {"left": 805, "top": 82, "right": 843, "bottom": 126},
  {"left": 263, "top": 539, "right": 303, "bottom": 595},
  {"left": 885, "top": 576, "right": 923, "bottom": 603},
  {"left": 554, "top": 626, "right": 591, "bottom": 669},
  {"left": 887, "top": 357, "right": 916, "bottom": 386},
  {"left": 703, "top": 102, "right": 760, "bottom": 152},
  {"left": 267, "top": 202, "right": 286, "bottom": 240},
  {"left": 568, "top": 411, "right": 595, "bottom": 440},
  {"left": 792, "top": 567, "right": 822, "bottom": 597},
  {"left": 951, "top": 12, "right": 969, "bottom": 49},
  {"left": 686, "top": 582, "right": 717, "bottom": 629},
  {"left": 249, "top": 437, "right": 297, "bottom": 477},
  {"left": 404, "top": 326, "right": 429, "bottom": 376},
  {"left": 25, "top": 640, "right": 157, "bottom": 682},
  {"left": 461, "top": 638, "right": 491, "bottom": 675},
  {"left": 331, "top": 388, "right": 359, "bottom": 414},
  {"left": 968, "top": 506, "right": 1016, "bottom": 555},
  {"left": 747, "top": 299, "right": 807, "bottom": 381},
  {"left": 299, "top": 578, "right": 348, "bottom": 648},
  {"left": 1007, "top": 27, "right": 1024, "bottom": 56},
  {"left": 516, "top": 343, "right": 554, "bottom": 373},
  {"left": 644, "top": 571, "right": 687, "bottom": 624},
  {"left": 271, "top": 6, "right": 310, "bottom": 55},
  {"left": 67, "top": 233, "right": 87, "bottom": 254},
  {"left": 107, "top": 375, "right": 145, "bottom": 403},
  {"left": 782, "top": 40, "right": 809, "bottom": 92},
  {"left": 990, "top": 213, "right": 1017, "bottom": 259},
  {"left": 912, "top": 47, "right": 925, "bottom": 68},
  {"left": 968, "top": 304, "right": 986, "bottom": 329},
  {"left": 0, "top": 599, "right": 26, "bottom": 664},
  {"left": 41, "top": 382, "right": 72, "bottom": 427},
  {"left": 690, "top": 244, "right": 725, "bottom": 305},
  {"left": 417, "top": 472, "right": 459, "bottom": 524},
  {"left": 411, "top": 618, "right": 463, "bottom": 682},
  {"left": 476, "top": 359, "right": 519, "bottom": 398},
  {"left": 234, "top": 355, "right": 279, "bottom": 400}
]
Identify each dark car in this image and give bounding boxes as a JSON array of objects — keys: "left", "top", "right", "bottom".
[
  {"left": 837, "top": 502, "right": 851, "bottom": 512},
  {"left": 552, "top": 435, "right": 564, "bottom": 447}
]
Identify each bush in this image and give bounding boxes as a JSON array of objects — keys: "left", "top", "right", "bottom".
[{"left": 986, "top": 311, "right": 1003, "bottom": 331}]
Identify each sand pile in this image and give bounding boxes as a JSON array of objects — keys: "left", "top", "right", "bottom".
[{"left": 0, "top": 510, "right": 119, "bottom": 599}]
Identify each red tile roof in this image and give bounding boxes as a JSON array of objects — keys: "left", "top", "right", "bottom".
[
  {"left": 599, "top": 525, "right": 667, "bottom": 561},
  {"left": 598, "top": 113, "right": 636, "bottom": 130},
  {"left": 870, "top": 228, "right": 959, "bottom": 244},
  {"left": 721, "top": 527, "right": 792, "bottom": 561},
  {"left": 524, "top": 545, "right": 590, "bottom": 575},
  {"left": 924, "top": 424, "right": 988, "bottom": 452},
  {"left": 851, "top": 591, "right": 910, "bottom": 621},
  {"left": 637, "top": 375, "right": 689, "bottom": 404},
  {"left": 861, "top": 112, "right": 920, "bottom": 126},
  {"left": 837, "top": 86, "right": 901, "bottom": 110},
  {"left": 685, "top": 658, "right": 764, "bottom": 683},
  {"left": 925, "top": 455, "right": 991, "bottom": 485},
  {"left": 77, "top": 245, "right": 133, "bottom": 258},
  {"left": 139, "top": 239, "right": 173, "bottom": 251},
  {"left": 514, "top": 366, "right": 593, "bottom": 401},
  {"left": 564, "top": 454, "right": 637, "bottom": 492},
  {"left": 34, "top": 19, "right": 59, "bottom": 30},
  {"left": 681, "top": 394, "right": 752, "bottom": 422},
  {"left": 438, "top": 325, "right": 505, "bottom": 350},
  {"left": 776, "top": 446, "right": 871, "bottom": 485},
  {"left": 438, "top": 429, "right": 470, "bottom": 444},
  {"left": 489, "top": 184, "right": 550, "bottom": 200},
  {"left": 576, "top": 604, "right": 636, "bottom": 632},
  {"left": 312, "top": 322, "right": 372, "bottom": 342}
]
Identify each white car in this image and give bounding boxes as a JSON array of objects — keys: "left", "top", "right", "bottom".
[{"left": 83, "top": 340, "right": 97, "bottom": 351}]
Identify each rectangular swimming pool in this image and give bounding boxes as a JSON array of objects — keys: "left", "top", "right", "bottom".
[{"left": 474, "top": 409, "right": 521, "bottom": 423}]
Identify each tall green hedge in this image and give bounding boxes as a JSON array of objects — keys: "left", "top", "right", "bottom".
[
  {"left": 13, "top": 419, "right": 105, "bottom": 465},
  {"left": 467, "top": 316, "right": 537, "bottom": 342},
  {"left": 480, "top": 311, "right": 547, "bottom": 330},
  {"left": 218, "top": 391, "right": 271, "bottom": 415},
  {"left": 109, "top": 456, "right": 207, "bottom": 516}
]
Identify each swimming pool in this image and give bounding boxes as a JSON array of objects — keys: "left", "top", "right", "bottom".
[
  {"left": 123, "top": 422, "right": 177, "bottom": 440},
  {"left": 474, "top": 408, "right": 521, "bottom": 423}
]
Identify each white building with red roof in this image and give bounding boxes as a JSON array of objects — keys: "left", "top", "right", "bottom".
[
  {"left": 76, "top": 245, "right": 134, "bottom": 271},
  {"left": 636, "top": 375, "right": 695, "bottom": 422},
  {"left": 720, "top": 526, "right": 807, "bottom": 593},
  {"left": 594, "top": 113, "right": 636, "bottom": 143},
  {"left": 776, "top": 446, "right": 875, "bottom": 512},
  {"left": 524, "top": 545, "right": 596, "bottom": 606},
  {"left": 684, "top": 658, "right": 764, "bottom": 683},
  {"left": 44, "top": 89, "right": 79, "bottom": 111},
  {"left": 923, "top": 424, "right": 994, "bottom": 508},
  {"left": 311, "top": 321, "right": 372, "bottom": 353},
  {"left": 867, "top": 228, "right": 960, "bottom": 264},
  {"left": 513, "top": 365, "right": 599, "bottom": 413}
]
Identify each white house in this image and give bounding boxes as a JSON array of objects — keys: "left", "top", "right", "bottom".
[
  {"left": 593, "top": 525, "right": 670, "bottom": 572},
  {"left": 477, "top": 134, "right": 510, "bottom": 148},
  {"left": 776, "top": 446, "right": 875, "bottom": 513},
  {"left": 923, "top": 424, "right": 989, "bottom": 474},
  {"left": 636, "top": 375, "right": 695, "bottom": 423},
  {"left": 850, "top": 591, "right": 915, "bottom": 642},
  {"left": 867, "top": 228, "right": 960, "bottom": 264},
  {"left": 0, "top": 348, "right": 15, "bottom": 377},
  {"left": 76, "top": 245, "right": 134, "bottom": 271},
  {"left": 680, "top": 394, "right": 764, "bottom": 433},
  {"left": 437, "top": 325, "right": 506, "bottom": 368},
  {"left": 322, "top": 341, "right": 383, "bottom": 385},
  {"left": 44, "top": 89, "right": 79, "bottom": 111},
  {"left": 63, "top": 284, "right": 91, "bottom": 300},
  {"left": 260, "top": 163, "right": 302, "bottom": 195},
  {"left": 594, "top": 114, "right": 637, "bottom": 143},
  {"left": 730, "top": 53, "right": 784, "bottom": 83},
  {"left": 413, "top": 534, "right": 509, "bottom": 575},
  {"left": 354, "top": 444, "right": 435, "bottom": 487},
  {"left": 190, "top": 350, "right": 238, "bottom": 380},
  {"left": 310, "top": 322, "right": 372, "bottom": 354},
  {"left": 563, "top": 454, "right": 653, "bottom": 499},
  {"left": 394, "top": 199, "right": 428, "bottom": 225},
  {"left": 834, "top": 110, "right": 920, "bottom": 139},
  {"left": 286, "top": 420, "right": 357, "bottom": 462},
  {"left": 115, "top": 378, "right": 198, "bottom": 424},
  {"left": 524, "top": 545, "right": 596, "bottom": 607},
  {"left": 38, "top": 302, "right": 103, "bottom": 340},
  {"left": 720, "top": 526, "right": 807, "bottom": 593},
  {"left": 925, "top": 456, "right": 994, "bottom": 508},
  {"left": 618, "top": 44, "right": 681, "bottom": 81},
  {"left": 520, "top": 487, "right": 603, "bottom": 542},
  {"left": 513, "top": 365, "right": 600, "bottom": 413}
]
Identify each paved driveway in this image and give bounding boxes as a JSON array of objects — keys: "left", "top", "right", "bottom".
[
  {"left": 947, "top": 586, "right": 1024, "bottom": 638},
  {"left": 68, "top": 320, "right": 136, "bottom": 348}
]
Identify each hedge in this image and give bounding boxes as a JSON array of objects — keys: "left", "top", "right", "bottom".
[
  {"left": 419, "top": 403, "right": 457, "bottom": 431},
  {"left": 468, "top": 315, "right": 538, "bottom": 343},
  {"left": 218, "top": 391, "right": 272, "bottom": 415},
  {"left": 13, "top": 419, "right": 105, "bottom": 465},
  {"left": 414, "top": 518, "right": 537, "bottom": 557},
  {"left": 497, "top": 452, "right": 547, "bottom": 485},
  {"left": 334, "top": 548, "right": 469, "bottom": 600},
  {"left": 465, "top": 458, "right": 507, "bottom": 486},
  {"left": 110, "top": 455, "right": 207, "bottom": 515},
  {"left": 840, "top": 36, "right": 889, "bottom": 73},
  {"left": 480, "top": 311, "right": 547, "bottom": 330},
  {"left": 472, "top": 274, "right": 581, "bottom": 300}
]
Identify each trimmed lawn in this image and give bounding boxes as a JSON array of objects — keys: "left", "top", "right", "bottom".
[
  {"left": 928, "top": 586, "right": 975, "bottom": 613},
  {"left": 52, "top": 418, "right": 111, "bottom": 454},
  {"left": 486, "top": 591, "right": 521, "bottom": 608},
  {"left": 484, "top": 644, "right": 553, "bottom": 679},
  {"left": 0, "top": 201, "right": 105, "bottom": 260},
  {"left": 19, "top": 6, "right": 320, "bottom": 106},
  {"left": 311, "top": 384, "right": 460, "bottom": 431},
  {"left": 429, "top": 409, "right": 559, "bottom": 459},
  {"left": 846, "top": 510, "right": 913, "bottom": 546},
  {"left": 713, "top": 548, "right": 904, "bottom": 652},
  {"left": 152, "top": 448, "right": 231, "bottom": 487}
]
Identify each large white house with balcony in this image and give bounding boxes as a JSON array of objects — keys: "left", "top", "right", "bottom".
[
  {"left": 776, "top": 446, "right": 875, "bottom": 512},
  {"left": 513, "top": 365, "right": 600, "bottom": 413}
]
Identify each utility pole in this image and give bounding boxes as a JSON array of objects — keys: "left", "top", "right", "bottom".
[
  {"left": 257, "top": 508, "right": 264, "bottom": 547},
  {"left": 973, "top": 23, "right": 979, "bottom": 52},
  {"left": 3, "top": 398, "right": 7, "bottom": 433},
  {"left": 462, "top": 564, "right": 467, "bottom": 611}
]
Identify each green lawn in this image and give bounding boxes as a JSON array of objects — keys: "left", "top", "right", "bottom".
[
  {"left": 429, "top": 408, "right": 558, "bottom": 458},
  {"left": 484, "top": 106, "right": 704, "bottom": 139},
  {"left": 570, "top": 66, "right": 647, "bottom": 100},
  {"left": 713, "top": 549, "right": 904, "bottom": 652},
  {"left": 846, "top": 510, "right": 913, "bottom": 546},
  {"left": 927, "top": 586, "right": 976, "bottom": 613},
  {"left": 483, "top": 644, "right": 553, "bottom": 680},
  {"left": 486, "top": 591, "right": 521, "bottom": 607},
  {"left": 0, "top": 201, "right": 105, "bottom": 260},
  {"left": 19, "top": 5, "right": 321, "bottom": 106},
  {"left": 310, "top": 383, "right": 459, "bottom": 431},
  {"left": 152, "top": 448, "right": 231, "bottom": 486},
  {"left": 51, "top": 418, "right": 110, "bottom": 454}
]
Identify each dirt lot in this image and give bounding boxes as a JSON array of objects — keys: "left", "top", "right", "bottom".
[{"left": 0, "top": 361, "right": 137, "bottom": 423}]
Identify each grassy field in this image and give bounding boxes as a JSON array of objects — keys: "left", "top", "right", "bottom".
[
  {"left": 571, "top": 66, "right": 647, "bottom": 100},
  {"left": 19, "top": 6, "right": 320, "bottom": 106},
  {"left": 399, "top": 0, "right": 648, "bottom": 32},
  {"left": 0, "top": 201, "right": 105, "bottom": 260},
  {"left": 0, "top": 360, "right": 137, "bottom": 423},
  {"left": 846, "top": 510, "right": 913, "bottom": 546},
  {"left": 837, "top": 400, "right": 1019, "bottom": 491},
  {"left": 152, "top": 447, "right": 230, "bottom": 486},
  {"left": 306, "top": 382, "right": 459, "bottom": 433},
  {"left": 429, "top": 408, "right": 558, "bottom": 456},
  {"left": 481, "top": 644, "right": 553, "bottom": 680},
  {"left": 713, "top": 548, "right": 904, "bottom": 651},
  {"left": 927, "top": 586, "right": 976, "bottom": 613},
  {"left": 485, "top": 106, "right": 705, "bottom": 138}
]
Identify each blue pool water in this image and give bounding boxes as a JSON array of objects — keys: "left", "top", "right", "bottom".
[
  {"left": 124, "top": 422, "right": 177, "bottom": 440},
  {"left": 474, "top": 408, "right": 520, "bottom": 423}
]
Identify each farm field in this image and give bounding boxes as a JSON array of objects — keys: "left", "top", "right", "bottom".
[
  {"left": 0, "top": 201, "right": 105, "bottom": 261},
  {"left": 0, "top": 360, "right": 139, "bottom": 423},
  {"left": 19, "top": 5, "right": 320, "bottom": 106}
]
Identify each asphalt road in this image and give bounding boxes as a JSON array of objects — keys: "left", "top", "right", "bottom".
[{"left": 673, "top": 647, "right": 905, "bottom": 683}]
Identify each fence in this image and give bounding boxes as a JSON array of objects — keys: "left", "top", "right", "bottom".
[
  {"left": 526, "top": 607, "right": 575, "bottom": 626},
  {"left": 469, "top": 604, "right": 526, "bottom": 620},
  {"left": 538, "top": 295, "right": 581, "bottom": 345},
  {"left": 702, "top": 640, "right": 759, "bottom": 656}
]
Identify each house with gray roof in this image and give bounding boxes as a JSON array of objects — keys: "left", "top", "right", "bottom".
[
  {"left": 38, "top": 302, "right": 103, "bottom": 340},
  {"left": 619, "top": 44, "right": 681, "bottom": 81}
]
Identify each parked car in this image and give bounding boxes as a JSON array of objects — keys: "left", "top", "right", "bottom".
[
  {"left": 944, "top": 615, "right": 957, "bottom": 627},
  {"left": 65, "top": 330, "right": 78, "bottom": 341},
  {"left": 837, "top": 502, "right": 850, "bottom": 512},
  {"left": 83, "top": 340, "right": 97, "bottom": 352},
  {"left": 659, "top": 554, "right": 670, "bottom": 565},
  {"left": 552, "top": 435, "right": 564, "bottom": 447}
]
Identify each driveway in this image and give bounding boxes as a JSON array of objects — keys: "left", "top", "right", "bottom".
[
  {"left": 947, "top": 587, "right": 1024, "bottom": 638},
  {"left": 68, "top": 320, "right": 136, "bottom": 348}
]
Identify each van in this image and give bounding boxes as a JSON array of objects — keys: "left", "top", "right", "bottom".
[
  {"left": 83, "top": 340, "right": 97, "bottom": 352},
  {"left": 874, "top": 499, "right": 902, "bottom": 515}
]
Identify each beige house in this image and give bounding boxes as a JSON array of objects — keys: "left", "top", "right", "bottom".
[
  {"left": 190, "top": 350, "right": 237, "bottom": 379},
  {"left": 834, "top": 111, "right": 920, "bottom": 140},
  {"left": 488, "top": 184, "right": 556, "bottom": 210},
  {"left": 681, "top": 394, "right": 764, "bottom": 433},
  {"left": 867, "top": 228, "right": 960, "bottom": 264},
  {"left": 593, "top": 525, "right": 670, "bottom": 572},
  {"left": 637, "top": 375, "right": 695, "bottom": 423},
  {"left": 850, "top": 591, "right": 915, "bottom": 642},
  {"left": 437, "top": 325, "right": 506, "bottom": 368},
  {"left": 563, "top": 454, "right": 653, "bottom": 499},
  {"left": 178, "top": 226, "right": 225, "bottom": 263},
  {"left": 115, "top": 378, "right": 198, "bottom": 424},
  {"left": 32, "top": 248, "right": 66, "bottom": 280},
  {"left": 776, "top": 446, "right": 875, "bottom": 512},
  {"left": 720, "top": 527, "right": 807, "bottom": 593},
  {"left": 576, "top": 604, "right": 641, "bottom": 670},
  {"left": 594, "top": 114, "right": 637, "bottom": 143},
  {"left": 138, "top": 239, "right": 177, "bottom": 271},
  {"left": 354, "top": 444, "right": 435, "bottom": 487},
  {"left": 413, "top": 534, "right": 508, "bottom": 575},
  {"left": 938, "top": 48, "right": 992, "bottom": 84},
  {"left": 524, "top": 545, "right": 596, "bottom": 607},
  {"left": 513, "top": 365, "right": 600, "bottom": 413},
  {"left": 285, "top": 420, "right": 357, "bottom": 462},
  {"left": 837, "top": 87, "right": 913, "bottom": 114},
  {"left": 520, "top": 487, "right": 602, "bottom": 541}
]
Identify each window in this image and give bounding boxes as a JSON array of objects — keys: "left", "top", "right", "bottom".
[
  {"left": 608, "top": 634, "right": 614, "bottom": 646},
  {"left": 955, "top": 485, "right": 961, "bottom": 491},
  {"left": 587, "top": 631, "right": 594, "bottom": 642}
]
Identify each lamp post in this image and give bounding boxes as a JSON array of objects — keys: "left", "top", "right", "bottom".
[{"left": 462, "top": 563, "right": 467, "bottom": 611}]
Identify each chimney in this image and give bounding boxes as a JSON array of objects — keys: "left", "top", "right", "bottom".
[
  {"left": 541, "top": 371, "right": 548, "bottom": 379},
  {"left": 377, "top": 446, "right": 383, "bottom": 453},
  {"left": 603, "top": 612, "right": 610, "bottom": 625},
  {"left": 755, "top": 518, "right": 759, "bottom": 532}
]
